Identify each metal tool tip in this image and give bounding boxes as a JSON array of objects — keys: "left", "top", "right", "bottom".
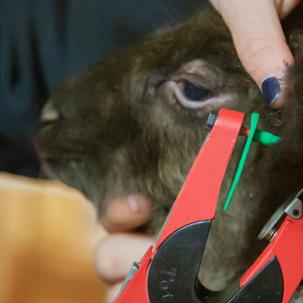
[{"left": 207, "top": 113, "right": 217, "bottom": 129}]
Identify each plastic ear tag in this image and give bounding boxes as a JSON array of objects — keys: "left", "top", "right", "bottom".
[{"left": 224, "top": 112, "right": 280, "bottom": 211}]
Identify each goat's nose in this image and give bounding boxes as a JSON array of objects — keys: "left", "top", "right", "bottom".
[{"left": 40, "top": 102, "right": 59, "bottom": 124}]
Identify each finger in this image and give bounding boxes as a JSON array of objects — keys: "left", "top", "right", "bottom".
[
  {"left": 106, "top": 283, "right": 123, "bottom": 303},
  {"left": 101, "top": 194, "right": 151, "bottom": 232},
  {"left": 94, "top": 233, "right": 154, "bottom": 283},
  {"left": 211, "top": 0, "right": 294, "bottom": 108},
  {"left": 276, "top": 0, "right": 301, "bottom": 18}
]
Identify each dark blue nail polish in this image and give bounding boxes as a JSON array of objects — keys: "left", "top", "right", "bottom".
[{"left": 262, "top": 77, "right": 281, "bottom": 106}]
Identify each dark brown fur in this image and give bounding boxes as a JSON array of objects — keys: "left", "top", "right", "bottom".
[{"left": 37, "top": 4, "right": 303, "bottom": 300}]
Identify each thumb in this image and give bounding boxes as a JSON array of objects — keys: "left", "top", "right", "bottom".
[{"left": 211, "top": 0, "right": 294, "bottom": 108}]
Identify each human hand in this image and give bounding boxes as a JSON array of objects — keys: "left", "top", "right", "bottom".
[
  {"left": 209, "top": 0, "right": 300, "bottom": 108},
  {"left": 94, "top": 194, "right": 154, "bottom": 302}
]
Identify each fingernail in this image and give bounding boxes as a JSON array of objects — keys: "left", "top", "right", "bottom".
[{"left": 261, "top": 77, "right": 281, "bottom": 106}]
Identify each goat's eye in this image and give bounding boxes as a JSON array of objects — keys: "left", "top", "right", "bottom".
[
  {"left": 162, "top": 59, "right": 236, "bottom": 112},
  {"left": 183, "top": 80, "right": 212, "bottom": 102},
  {"left": 183, "top": 81, "right": 208, "bottom": 101}
]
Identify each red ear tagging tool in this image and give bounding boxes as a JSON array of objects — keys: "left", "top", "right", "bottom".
[{"left": 114, "top": 109, "right": 303, "bottom": 303}]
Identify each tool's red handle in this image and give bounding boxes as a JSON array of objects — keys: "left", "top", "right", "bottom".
[
  {"left": 241, "top": 216, "right": 303, "bottom": 302},
  {"left": 155, "top": 109, "right": 244, "bottom": 250},
  {"left": 115, "top": 109, "right": 245, "bottom": 303},
  {"left": 114, "top": 247, "right": 153, "bottom": 303}
]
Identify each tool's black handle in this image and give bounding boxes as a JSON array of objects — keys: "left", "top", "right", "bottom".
[
  {"left": 148, "top": 221, "right": 211, "bottom": 303},
  {"left": 147, "top": 221, "right": 284, "bottom": 303}
]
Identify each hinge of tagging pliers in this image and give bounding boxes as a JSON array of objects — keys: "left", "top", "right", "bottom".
[{"left": 258, "top": 189, "right": 303, "bottom": 241}]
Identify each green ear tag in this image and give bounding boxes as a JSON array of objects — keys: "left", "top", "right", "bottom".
[
  {"left": 223, "top": 112, "right": 281, "bottom": 211},
  {"left": 224, "top": 113, "right": 259, "bottom": 211},
  {"left": 253, "top": 129, "right": 280, "bottom": 145}
]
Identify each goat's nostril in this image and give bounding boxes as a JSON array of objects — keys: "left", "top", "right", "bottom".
[{"left": 40, "top": 102, "right": 59, "bottom": 124}]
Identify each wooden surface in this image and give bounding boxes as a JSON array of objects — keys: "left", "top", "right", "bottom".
[{"left": 0, "top": 173, "right": 106, "bottom": 303}]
